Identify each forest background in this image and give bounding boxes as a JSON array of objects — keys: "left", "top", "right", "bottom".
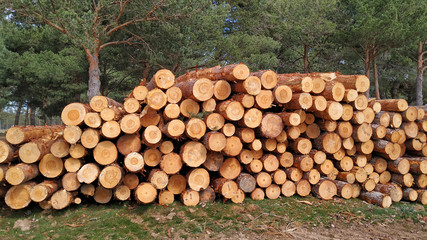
[{"left": 0, "top": 0, "right": 426, "bottom": 128}]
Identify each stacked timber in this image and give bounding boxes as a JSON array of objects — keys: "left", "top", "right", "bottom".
[{"left": 1, "top": 63, "right": 427, "bottom": 211}]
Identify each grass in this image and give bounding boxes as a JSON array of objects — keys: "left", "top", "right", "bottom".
[{"left": 0, "top": 196, "right": 426, "bottom": 239}]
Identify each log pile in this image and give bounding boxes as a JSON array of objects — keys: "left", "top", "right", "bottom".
[{"left": 1, "top": 63, "right": 427, "bottom": 210}]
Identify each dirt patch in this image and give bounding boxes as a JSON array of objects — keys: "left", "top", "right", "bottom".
[{"left": 13, "top": 219, "right": 34, "bottom": 231}]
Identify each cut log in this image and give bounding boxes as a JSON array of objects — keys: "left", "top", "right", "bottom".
[
  {"left": 62, "top": 172, "right": 81, "bottom": 191},
  {"left": 362, "top": 178, "right": 376, "bottom": 192},
  {"left": 90, "top": 96, "right": 122, "bottom": 113},
  {"left": 69, "top": 144, "right": 87, "bottom": 159},
  {"left": 334, "top": 180, "right": 353, "bottom": 199},
  {"left": 176, "top": 64, "right": 250, "bottom": 82},
  {"left": 123, "top": 174, "right": 140, "bottom": 190},
  {"left": 187, "top": 168, "right": 210, "bottom": 191},
  {"left": 203, "top": 151, "right": 224, "bottom": 171},
  {"left": 202, "top": 98, "right": 216, "bottom": 112},
  {"left": 334, "top": 75, "right": 370, "bottom": 92},
  {"left": 185, "top": 118, "right": 207, "bottom": 140},
  {"left": 351, "top": 167, "right": 368, "bottom": 183},
  {"left": 143, "top": 148, "right": 162, "bottom": 167},
  {"left": 162, "top": 119, "right": 185, "bottom": 138},
  {"left": 205, "top": 113, "right": 225, "bottom": 131},
  {"left": 281, "top": 180, "right": 296, "bottom": 197},
  {"left": 405, "top": 156, "right": 427, "bottom": 174},
  {"left": 277, "top": 75, "right": 313, "bottom": 93},
  {"left": 94, "top": 186, "right": 113, "bottom": 204},
  {"left": 120, "top": 114, "right": 142, "bottom": 134},
  {"left": 212, "top": 178, "right": 238, "bottom": 198},
  {"left": 344, "top": 89, "right": 358, "bottom": 102},
  {"left": 142, "top": 125, "right": 162, "bottom": 146},
  {"left": 5, "top": 163, "right": 38, "bottom": 186},
  {"left": 262, "top": 138, "right": 277, "bottom": 152},
  {"left": 132, "top": 85, "right": 149, "bottom": 101},
  {"left": 236, "top": 128, "right": 256, "bottom": 144},
  {"left": 200, "top": 186, "right": 216, "bottom": 203},
  {"left": 414, "top": 174, "right": 427, "bottom": 189},
  {"left": 285, "top": 93, "right": 313, "bottom": 110},
  {"left": 19, "top": 136, "right": 55, "bottom": 163},
  {"left": 261, "top": 154, "right": 279, "bottom": 172},
  {"left": 252, "top": 70, "right": 278, "bottom": 89},
  {"left": 316, "top": 159, "right": 334, "bottom": 175},
  {"left": 374, "top": 183, "right": 402, "bottom": 202},
  {"left": 80, "top": 184, "right": 96, "bottom": 197},
  {"left": 99, "top": 121, "right": 120, "bottom": 139},
  {"left": 63, "top": 125, "right": 82, "bottom": 144},
  {"left": 388, "top": 158, "right": 410, "bottom": 174},
  {"left": 148, "top": 69, "right": 175, "bottom": 90},
  {"left": 313, "top": 132, "right": 342, "bottom": 154},
  {"left": 314, "top": 101, "right": 343, "bottom": 121},
  {"left": 232, "top": 93, "right": 255, "bottom": 108},
  {"left": 376, "top": 99, "right": 408, "bottom": 112},
  {"left": 213, "top": 80, "right": 231, "bottom": 100},
  {"left": 320, "top": 81, "right": 345, "bottom": 101},
  {"left": 240, "top": 108, "right": 263, "bottom": 128},
  {"left": 402, "top": 188, "right": 418, "bottom": 202},
  {"left": 342, "top": 137, "right": 355, "bottom": 150},
  {"left": 341, "top": 104, "right": 354, "bottom": 121},
  {"left": 352, "top": 94, "right": 368, "bottom": 110},
  {"left": 79, "top": 128, "right": 100, "bottom": 149},
  {"left": 38, "top": 154, "right": 63, "bottom": 178},
  {"left": 114, "top": 185, "right": 131, "bottom": 201},
  {"left": 256, "top": 172, "right": 272, "bottom": 188},
  {"left": 64, "top": 157, "right": 83, "bottom": 173},
  {"left": 273, "top": 85, "right": 293, "bottom": 104},
  {"left": 363, "top": 107, "right": 375, "bottom": 123},
  {"left": 370, "top": 157, "right": 388, "bottom": 173},
  {"left": 146, "top": 88, "right": 167, "bottom": 110},
  {"left": 77, "top": 163, "right": 100, "bottom": 184},
  {"left": 148, "top": 169, "right": 168, "bottom": 189},
  {"left": 312, "top": 179, "right": 337, "bottom": 200},
  {"left": 30, "top": 180, "right": 60, "bottom": 202},
  {"left": 258, "top": 113, "right": 284, "bottom": 139},
  {"left": 99, "top": 165, "right": 124, "bottom": 189},
  {"left": 255, "top": 90, "right": 274, "bottom": 109},
  {"left": 123, "top": 98, "right": 141, "bottom": 114},
  {"left": 220, "top": 157, "right": 242, "bottom": 179},
  {"left": 50, "top": 139, "right": 70, "bottom": 158},
  {"left": 360, "top": 191, "right": 392, "bottom": 208},
  {"left": 417, "top": 190, "right": 427, "bottom": 205},
  {"left": 167, "top": 174, "right": 187, "bottom": 195},
  {"left": 93, "top": 141, "right": 118, "bottom": 165},
  {"left": 235, "top": 173, "right": 256, "bottom": 193},
  {"left": 176, "top": 78, "right": 214, "bottom": 102},
  {"left": 181, "top": 189, "right": 200, "bottom": 206},
  {"left": 232, "top": 76, "right": 261, "bottom": 95},
  {"left": 311, "top": 77, "right": 326, "bottom": 94},
  {"left": 7, "top": 125, "right": 63, "bottom": 145},
  {"left": 4, "top": 182, "right": 36, "bottom": 209},
  {"left": 379, "top": 171, "right": 392, "bottom": 184},
  {"left": 251, "top": 188, "right": 265, "bottom": 200},
  {"left": 124, "top": 152, "right": 144, "bottom": 173},
  {"left": 337, "top": 172, "right": 356, "bottom": 184},
  {"left": 265, "top": 184, "right": 281, "bottom": 199},
  {"left": 180, "top": 141, "right": 207, "bottom": 167},
  {"left": 84, "top": 112, "right": 102, "bottom": 128},
  {"left": 392, "top": 173, "right": 414, "bottom": 188},
  {"left": 223, "top": 136, "right": 243, "bottom": 157},
  {"left": 0, "top": 140, "right": 16, "bottom": 163},
  {"left": 160, "top": 152, "right": 182, "bottom": 175},
  {"left": 217, "top": 100, "right": 244, "bottom": 121},
  {"left": 61, "top": 103, "right": 91, "bottom": 126},
  {"left": 402, "top": 122, "right": 419, "bottom": 139},
  {"left": 135, "top": 182, "right": 157, "bottom": 204},
  {"left": 51, "top": 189, "right": 76, "bottom": 210}
]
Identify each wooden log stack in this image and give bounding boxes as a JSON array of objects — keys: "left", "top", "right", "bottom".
[{"left": 1, "top": 63, "right": 427, "bottom": 210}]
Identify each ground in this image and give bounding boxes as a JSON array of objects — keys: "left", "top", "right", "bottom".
[{"left": 0, "top": 196, "right": 426, "bottom": 239}]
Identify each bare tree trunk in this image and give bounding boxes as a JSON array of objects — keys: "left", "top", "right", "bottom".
[
  {"left": 14, "top": 102, "right": 23, "bottom": 126},
  {"left": 86, "top": 50, "right": 101, "bottom": 101},
  {"left": 373, "top": 48, "right": 380, "bottom": 99},
  {"left": 29, "top": 106, "right": 36, "bottom": 125},
  {"left": 142, "top": 61, "right": 150, "bottom": 80},
  {"left": 24, "top": 104, "right": 29, "bottom": 126},
  {"left": 416, "top": 41, "right": 426, "bottom": 106},
  {"left": 303, "top": 44, "right": 310, "bottom": 73},
  {"left": 364, "top": 47, "right": 371, "bottom": 98}
]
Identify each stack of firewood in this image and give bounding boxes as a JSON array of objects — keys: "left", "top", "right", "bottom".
[{"left": 0, "top": 63, "right": 426, "bottom": 210}]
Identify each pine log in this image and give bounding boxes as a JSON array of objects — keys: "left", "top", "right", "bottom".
[
  {"left": 388, "top": 158, "right": 410, "bottom": 174},
  {"left": 273, "top": 85, "right": 293, "bottom": 104},
  {"left": 199, "top": 186, "right": 216, "bottom": 203},
  {"left": 313, "top": 132, "right": 342, "bottom": 154},
  {"left": 5, "top": 163, "right": 39, "bottom": 185},
  {"left": 187, "top": 168, "right": 210, "bottom": 191},
  {"left": 62, "top": 172, "right": 81, "bottom": 191},
  {"left": 212, "top": 178, "right": 238, "bottom": 198},
  {"left": 334, "top": 180, "right": 353, "bottom": 199},
  {"left": 359, "top": 191, "right": 392, "bottom": 208},
  {"left": 212, "top": 80, "right": 232, "bottom": 100},
  {"left": 392, "top": 173, "right": 414, "bottom": 188},
  {"left": 341, "top": 104, "right": 354, "bottom": 121},
  {"left": 344, "top": 89, "right": 358, "bottom": 102},
  {"left": 256, "top": 172, "right": 272, "bottom": 188},
  {"left": 202, "top": 98, "right": 216, "bottom": 112},
  {"left": 131, "top": 85, "right": 149, "bottom": 101},
  {"left": 38, "top": 154, "right": 64, "bottom": 178},
  {"left": 167, "top": 174, "right": 187, "bottom": 195},
  {"left": 64, "top": 157, "right": 83, "bottom": 173},
  {"left": 99, "top": 165, "right": 124, "bottom": 189},
  {"left": 159, "top": 152, "right": 182, "bottom": 175},
  {"left": 219, "top": 157, "right": 242, "bottom": 180},
  {"left": 416, "top": 190, "right": 427, "bottom": 205},
  {"left": 19, "top": 136, "right": 55, "bottom": 163},
  {"left": 264, "top": 184, "right": 280, "bottom": 199},
  {"left": 277, "top": 75, "right": 313, "bottom": 93},
  {"left": 203, "top": 151, "right": 224, "bottom": 171},
  {"left": 176, "top": 78, "right": 214, "bottom": 102},
  {"left": 94, "top": 186, "right": 113, "bottom": 204},
  {"left": 337, "top": 171, "right": 356, "bottom": 184},
  {"left": 402, "top": 122, "right": 419, "bottom": 139},
  {"left": 405, "top": 156, "right": 427, "bottom": 174},
  {"left": 185, "top": 118, "right": 207, "bottom": 140},
  {"left": 181, "top": 189, "right": 200, "bottom": 206},
  {"left": 147, "top": 88, "right": 167, "bottom": 110},
  {"left": 50, "top": 139, "right": 70, "bottom": 158},
  {"left": 205, "top": 113, "right": 225, "bottom": 131},
  {"left": 30, "top": 180, "right": 60, "bottom": 203},
  {"left": 368, "top": 100, "right": 382, "bottom": 113},
  {"left": 176, "top": 64, "right": 249, "bottom": 82},
  {"left": 376, "top": 99, "right": 408, "bottom": 112},
  {"left": 0, "top": 140, "right": 16, "bottom": 163},
  {"left": 143, "top": 148, "right": 162, "bottom": 167},
  {"left": 121, "top": 174, "right": 139, "bottom": 191},
  {"left": 232, "top": 76, "right": 261, "bottom": 95},
  {"left": 216, "top": 100, "right": 244, "bottom": 121},
  {"left": 114, "top": 185, "right": 131, "bottom": 201},
  {"left": 403, "top": 188, "right": 418, "bottom": 202},
  {"left": 285, "top": 93, "right": 313, "bottom": 110},
  {"left": 370, "top": 157, "right": 388, "bottom": 173},
  {"left": 61, "top": 103, "right": 91, "bottom": 126},
  {"left": 77, "top": 163, "right": 100, "bottom": 184},
  {"left": 4, "top": 182, "right": 36, "bottom": 209},
  {"left": 251, "top": 70, "right": 278, "bottom": 89},
  {"left": 180, "top": 141, "right": 207, "bottom": 167},
  {"left": 84, "top": 112, "right": 102, "bottom": 128},
  {"left": 135, "top": 182, "right": 157, "bottom": 204},
  {"left": 147, "top": 169, "right": 168, "bottom": 189},
  {"left": 123, "top": 98, "right": 141, "bottom": 114},
  {"left": 414, "top": 174, "right": 427, "bottom": 189},
  {"left": 69, "top": 144, "right": 87, "bottom": 159},
  {"left": 312, "top": 179, "right": 337, "bottom": 200},
  {"left": 280, "top": 180, "right": 295, "bottom": 197},
  {"left": 373, "top": 183, "right": 403, "bottom": 202},
  {"left": 5, "top": 125, "right": 61, "bottom": 146},
  {"left": 251, "top": 188, "right": 265, "bottom": 200},
  {"left": 148, "top": 69, "right": 175, "bottom": 90},
  {"left": 232, "top": 93, "right": 255, "bottom": 108}
]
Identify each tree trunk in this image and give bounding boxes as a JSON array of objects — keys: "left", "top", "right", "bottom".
[
  {"left": 364, "top": 47, "right": 371, "bottom": 98},
  {"left": 14, "top": 102, "right": 23, "bottom": 126},
  {"left": 303, "top": 44, "right": 310, "bottom": 73},
  {"left": 24, "top": 103, "right": 29, "bottom": 126},
  {"left": 86, "top": 51, "right": 101, "bottom": 101},
  {"left": 29, "top": 106, "right": 36, "bottom": 125},
  {"left": 373, "top": 48, "right": 380, "bottom": 99},
  {"left": 416, "top": 41, "right": 425, "bottom": 106}
]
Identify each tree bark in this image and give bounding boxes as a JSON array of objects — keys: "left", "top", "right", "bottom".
[
  {"left": 303, "top": 44, "right": 310, "bottom": 73},
  {"left": 372, "top": 48, "right": 380, "bottom": 99},
  {"left": 86, "top": 50, "right": 101, "bottom": 101},
  {"left": 364, "top": 47, "right": 371, "bottom": 98},
  {"left": 416, "top": 41, "right": 425, "bottom": 106},
  {"left": 14, "top": 101, "right": 23, "bottom": 126}
]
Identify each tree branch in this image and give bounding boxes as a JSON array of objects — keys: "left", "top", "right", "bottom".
[
  {"left": 20, "top": 5, "right": 67, "bottom": 34},
  {"left": 421, "top": 51, "right": 427, "bottom": 59},
  {"left": 115, "top": 0, "right": 131, "bottom": 24},
  {"left": 99, "top": 39, "right": 135, "bottom": 50}
]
